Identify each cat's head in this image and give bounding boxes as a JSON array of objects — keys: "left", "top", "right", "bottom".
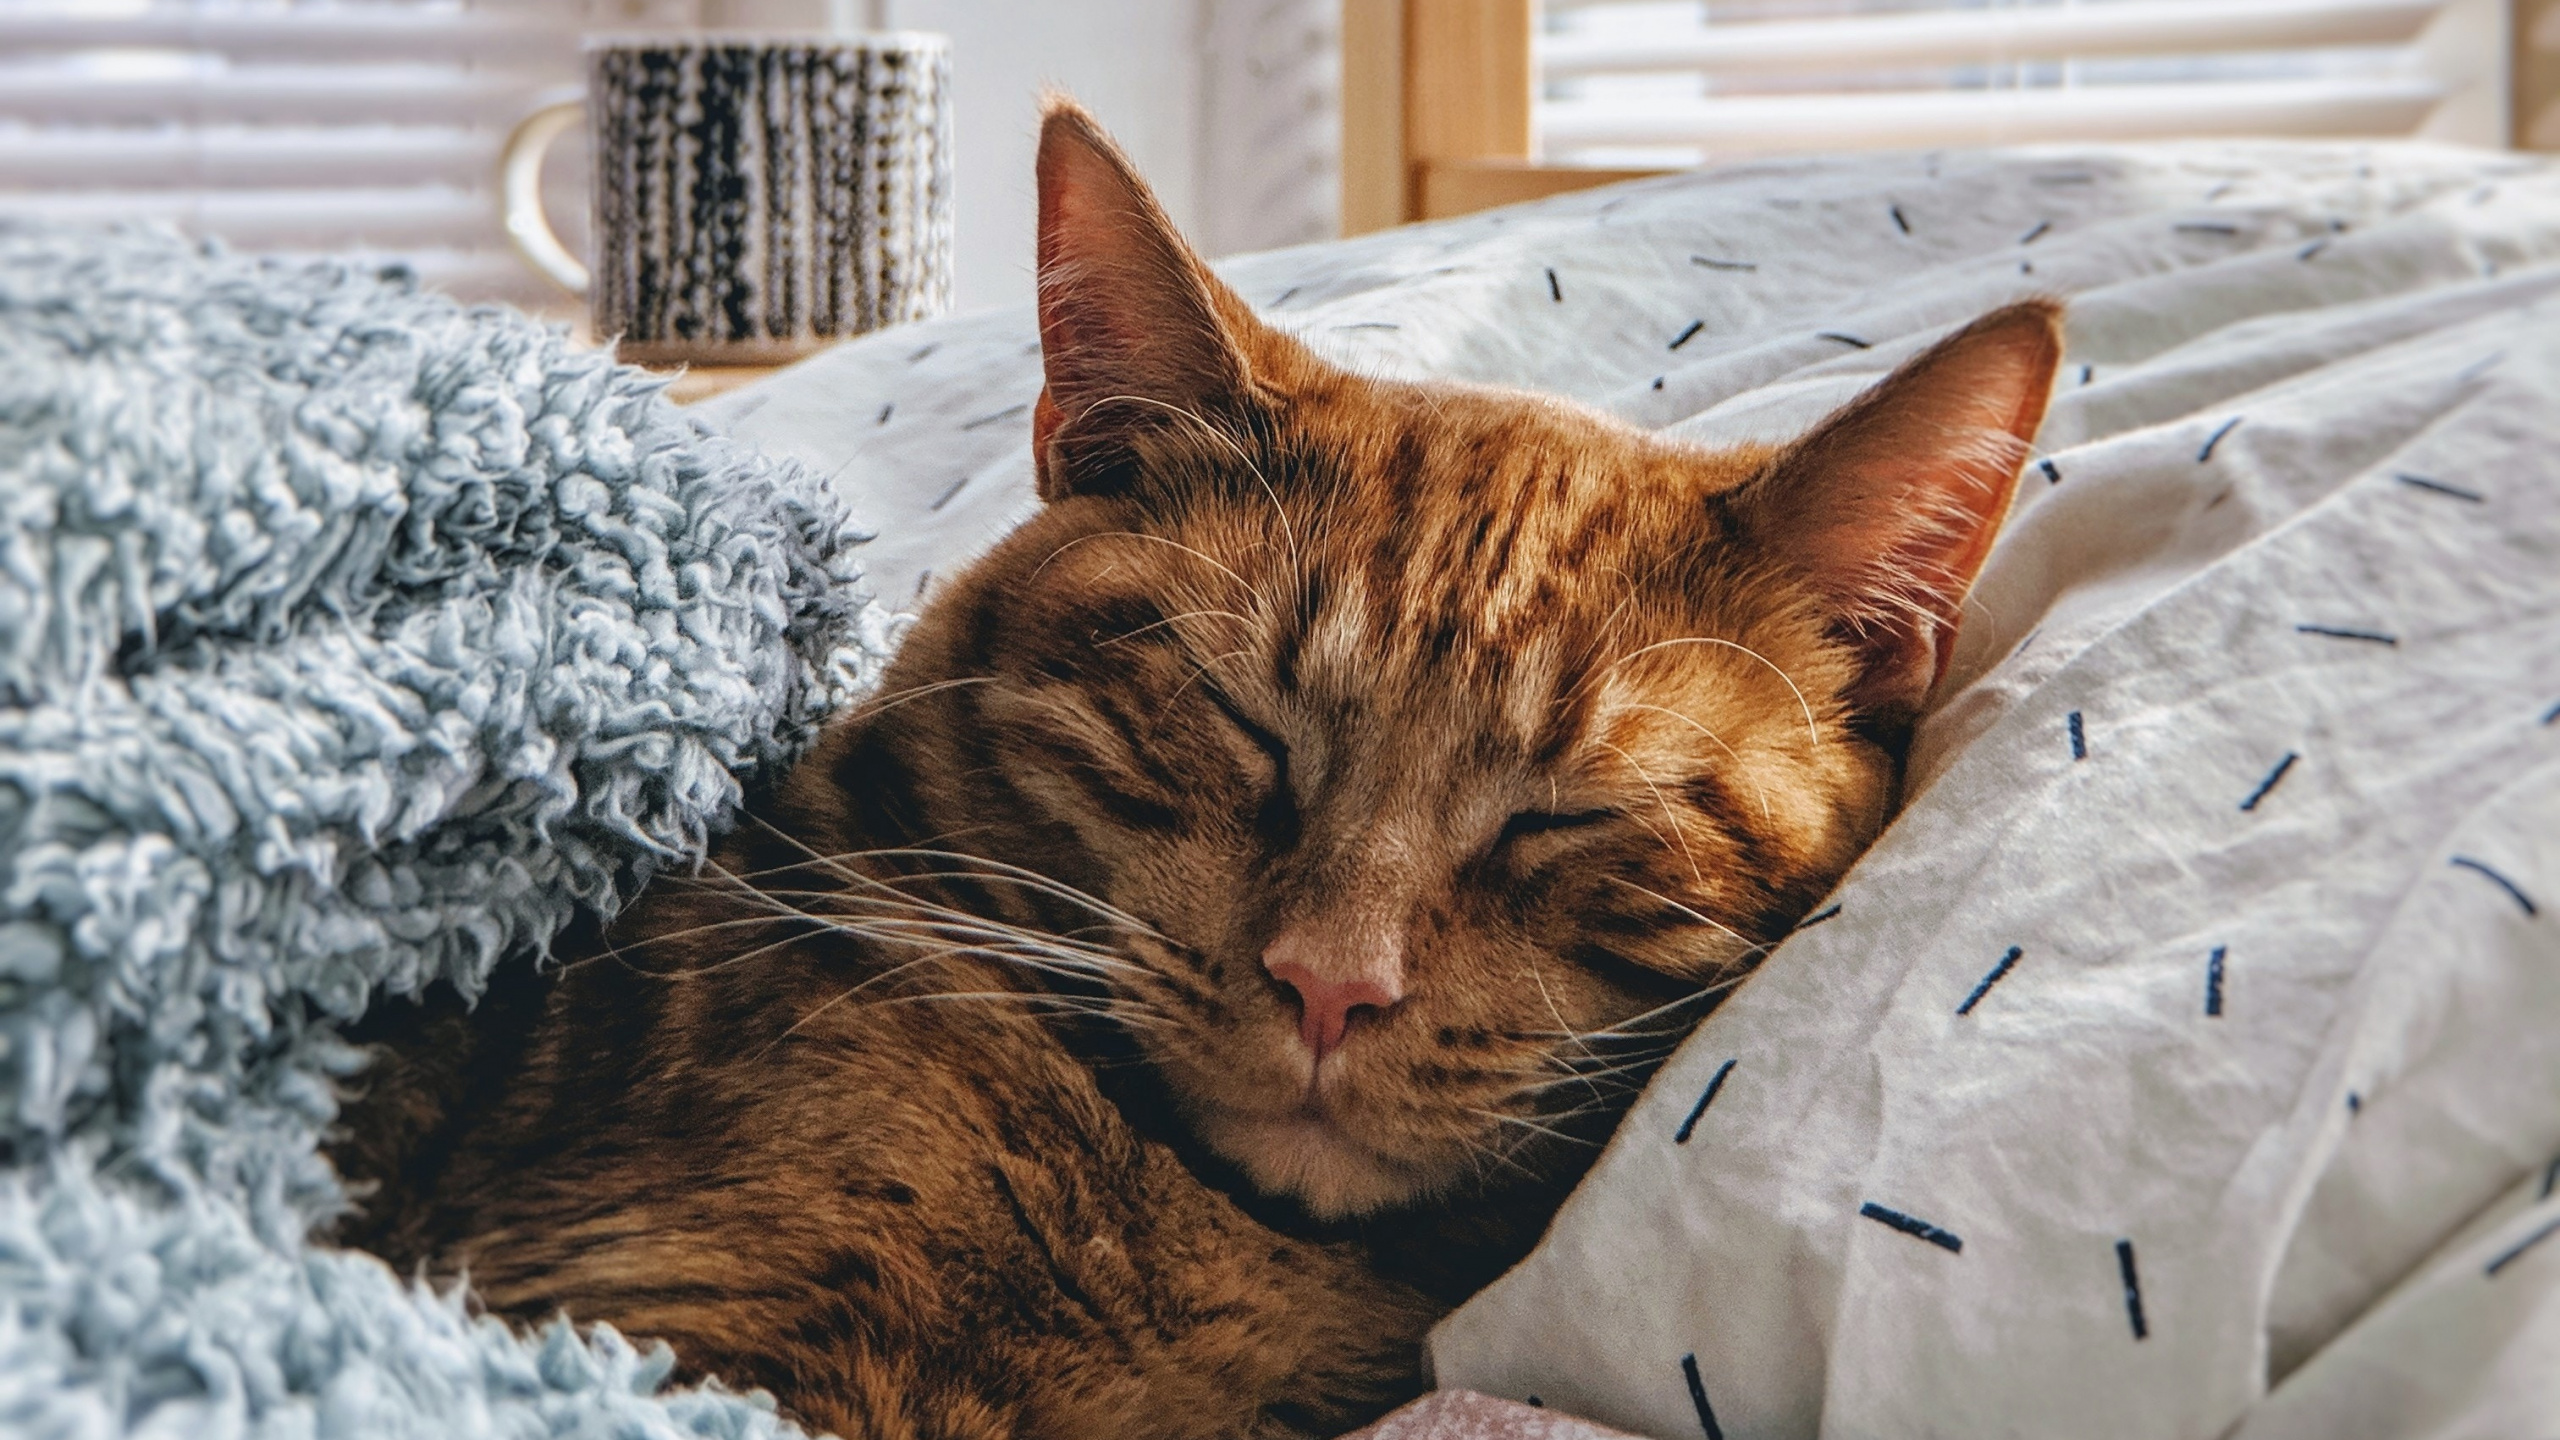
[{"left": 854, "top": 102, "right": 2059, "bottom": 1218}]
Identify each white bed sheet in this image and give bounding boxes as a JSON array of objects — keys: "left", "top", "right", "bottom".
[{"left": 704, "top": 141, "right": 2560, "bottom": 1439}]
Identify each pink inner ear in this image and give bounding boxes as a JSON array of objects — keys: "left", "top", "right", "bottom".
[
  {"left": 1030, "top": 101, "right": 1248, "bottom": 499},
  {"left": 1745, "top": 302, "right": 2064, "bottom": 717}
]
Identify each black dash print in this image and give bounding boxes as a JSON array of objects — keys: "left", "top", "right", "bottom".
[
  {"left": 2019, "top": 219, "right": 2052, "bottom": 244},
  {"left": 2298, "top": 239, "right": 2329, "bottom": 261},
  {"left": 2394, "top": 472, "right": 2484, "bottom": 502},
  {"left": 1860, "top": 1202, "right": 1963, "bottom": 1253},
  {"left": 2541, "top": 1155, "right": 2559, "bottom": 1201},
  {"left": 1272, "top": 285, "right": 1300, "bottom": 306},
  {"left": 2544, "top": 699, "right": 2560, "bottom": 726},
  {"left": 2021, "top": 260, "right": 2034, "bottom": 275},
  {"left": 2198, "top": 417, "right": 2242, "bottom": 462},
  {"left": 2117, "top": 1239, "right": 2149, "bottom": 1339},
  {"left": 928, "top": 477, "right": 969, "bottom": 512},
  {"left": 2176, "top": 221, "right": 2241, "bottom": 235},
  {"left": 875, "top": 402, "right": 894, "bottom": 426},
  {"left": 2449, "top": 856, "right": 2538, "bottom": 917},
  {"left": 1674, "top": 1059, "right": 1738, "bottom": 1144},
  {"left": 1691, "top": 255, "right": 1757, "bottom": 271},
  {"left": 1797, "top": 902, "right": 1842, "bottom": 931},
  {"left": 2205, "top": 945, "right": 2226, "bottom": 1017},
  {"left": 2240, "top": 751, "right": 2297, "bottom": 812},
  {"left": 2487, "top": 1216, "right": 2560, "bottom": 1278},
  {"left": 2079, "top": 364, "right": 2095, "bottom": 385},
  {"left": 2348, "top": 1091, "right": 2363, "bottom": 1114},
  {"left": 2041, "top": 458, "right": 2062, "bottom": 484},
  {"left": 1957, "top": 946, "right": 2023, "bottom": 1016},
  {"left": 1681, "top": 1354, "right": 1725, "bottom": 1440},
  {"left": 906, "top": 342, "right": 939, "bottom": 363},
  {"left": 2294, "top": 624, "right": 2397, "bottom": 645},
  {"left": 1333, "top": 322, "right": 1401, "bottom": 331},
  {"left": 961, "top": 403, "right": 1028, "bottom": 431},
  {"left": 1546, "top": 267, "right": 1562, "bottom": 302},
  {"left": 2068, "top": 710, "right": 2087, "bottom": 760},
  {"left": 1890, "top": 204, "right": 1911, "bottom": 235},
  {"left": 1818, "top": 332, "right": 1872, "bottom": 349},
  {"left": 1527, "top": 1396, "right": 1544, "bottom": 1408},
  {"left": 1669, "top": 320, "right": 1705, "bottom": 350},
  {"left": 1651, "top": 376, "right": 1666, "bottom": 391}
]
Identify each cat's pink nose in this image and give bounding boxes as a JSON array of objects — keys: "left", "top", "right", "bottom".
[{"left": 1263, "top": 927, "right": 1404, "bottom": 1064}]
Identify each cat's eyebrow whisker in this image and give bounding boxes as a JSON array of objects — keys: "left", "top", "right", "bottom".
[
  {"left": 1603, "top": 702, "right": 1774, "bottom": 821},
  {"left": 1033, "top": 530, "right": 1271, "bottom": 619},
  {"left": 1591, "top": 635, "right": 1823, "bottom": 754},
  {"left": 1083, "top": 392, "right": 1301, "bottom": 573},
  {"left": 1095, "top": 607, "right": 1258, "bottom": 649},
  {"left": 1594, "top": 739, "right": 1705, "bottom": 886}
]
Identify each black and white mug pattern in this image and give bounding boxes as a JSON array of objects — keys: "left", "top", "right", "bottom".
[{"left": 587, "top": 34, "right": 952, "bottom": 364}]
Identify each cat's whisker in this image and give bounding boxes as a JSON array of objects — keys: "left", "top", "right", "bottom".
[
  {"left": 1594, "top": 739, "right": 1705, "bottom": 885},
  {"left": 1603, "top": 702, "right": 1774, "bottom": 821},
  {"left": 1601, "top": 877, "right": 1768, "bottom": 961},
  {"left": 731, "top": 823, "right": 1165, "bottom": 937},
  {"left": 851, "top": 674, "right": 1004, "bottom": 721},
  {"left": 1081, "top": 392, "right": 1300, "bottom": 572},
  {"left": 1033, "top": 530, "right": 1270, "bottom": 620},
  {"left": 1468, "top": 1109, "right": 1603, "bottom": 1150},
  {"left": 1096, "top": 607, "right": 1258, "bottom": 650},
  {"left": 1591, "top": 635, "right": 1823, "bottom": 754}
]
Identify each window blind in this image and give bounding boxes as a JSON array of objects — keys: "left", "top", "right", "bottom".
[
  {"left": 1536, "top": 0, "right": 2510, "bottom": 167},
  {"left": 0, "top": 1, "right": 695, "bottom": 309}
]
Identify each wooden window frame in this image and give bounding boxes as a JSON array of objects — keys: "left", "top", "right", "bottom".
[{"left": 1343, "top": 0, "right": 2555, "bottom": 238}]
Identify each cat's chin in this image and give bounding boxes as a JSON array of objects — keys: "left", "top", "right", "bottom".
[{"left": 1199, "top": 1109, "right": 1435, "bottom": 1219}]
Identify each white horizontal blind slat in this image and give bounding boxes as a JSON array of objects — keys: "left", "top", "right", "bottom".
[
  {"left": 1542, "top": 77, "right": 2449, "bottom": 150},
  {"left": 0, "top": 130, "right": 493, "bottom": 189},
  {"left": 0, "top": 70, "right": 557, "bottom": 127},
  {"left": 1537, "top": 0, "right": 2444, "bottom": 78},
  {"left": 1536, "top": 0, "right": 2498, "bottom": 165},
  {"left": 7, "top": 188, "right": 497, "bottom": 250},
  {"left": 0, "top": 13, "right": 581, "bottom": 62}
]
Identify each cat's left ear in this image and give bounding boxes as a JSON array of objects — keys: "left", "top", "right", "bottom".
[
  {"left": 1030, "top": 97, "right": 1267, "bottom": 501},
  {"left": 1728, "top": 300, "right": 2063, "bottom": 723}
]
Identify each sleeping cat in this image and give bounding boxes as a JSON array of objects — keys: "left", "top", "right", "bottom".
[{"left": 333, "top": 101, "right": 2061, "bottom": 1440}]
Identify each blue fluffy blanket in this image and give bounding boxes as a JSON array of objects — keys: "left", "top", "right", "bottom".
[{"left": 0, "top": 228, "right": 897, "bottom": 1437}]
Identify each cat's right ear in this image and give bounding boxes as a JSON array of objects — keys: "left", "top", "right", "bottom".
[
  {"left": 1726, "top": 301, "right": 2063, "bottom": 726},
  {"left": 1031, "top": 97, "right": 1258, "bottom": 502}
]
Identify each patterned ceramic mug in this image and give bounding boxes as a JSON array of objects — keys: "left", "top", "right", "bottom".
[{"left": 502, "top": 32, "right": 953, "bottom": 365}]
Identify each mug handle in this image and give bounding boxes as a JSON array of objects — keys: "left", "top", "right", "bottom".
[{"left": 500, "top": 95, "right": 591, "bottom": 296}]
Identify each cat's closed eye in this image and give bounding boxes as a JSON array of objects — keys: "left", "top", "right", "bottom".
[
  {"left": 1199, "top": 686, "right": 1297, "bottom": 833},
  {"left": 1494, "top": 807, "right": 1617, "bottom": 849}
]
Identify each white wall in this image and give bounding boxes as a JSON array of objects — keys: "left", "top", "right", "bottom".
[{"left": 883, "top": 0, "right": 1206, "bottom": 312}]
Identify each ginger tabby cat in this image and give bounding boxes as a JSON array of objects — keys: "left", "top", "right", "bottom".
[{"left": 334, "top": 101, "right": 2063, "bottom": 1439}]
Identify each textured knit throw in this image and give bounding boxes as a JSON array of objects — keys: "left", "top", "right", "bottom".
[{"left": 0, "top": 227, "right": 894, "bottom": 1438}]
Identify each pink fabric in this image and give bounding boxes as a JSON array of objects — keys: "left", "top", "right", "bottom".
[{"left": 1344, "top": 1390, "right": 1646, "bottom": 1440}]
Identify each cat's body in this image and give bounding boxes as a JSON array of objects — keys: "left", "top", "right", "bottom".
[{"left": 335, "top": 104, "right": 2062, "bottom": 1439}]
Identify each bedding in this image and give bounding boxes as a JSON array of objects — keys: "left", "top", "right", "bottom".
[
  {"left": 0, "top": 226, "right": 891, "bottom": 1437},
  {"left": 708, "top": 139, "right": 2560, "bottom": 1438}
]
